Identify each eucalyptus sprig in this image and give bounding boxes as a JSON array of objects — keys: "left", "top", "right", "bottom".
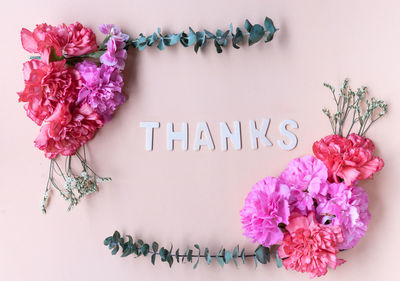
[
  {"left": 41, "top": 146, "right": 111, "bottom": 213},
  {"left": 114, "top": 17, "right": 277, "bottom": 54},
  {"left": 104, "top": 231, "right": 283, "bottom": 269},
  {"left": 322, "top": 79, "right": 388, "bottom": 137}
]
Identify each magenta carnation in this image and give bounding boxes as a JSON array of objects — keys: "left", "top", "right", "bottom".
[
  {"left": 279, "top": 156, "right": 329, "bottom": 215},
  {"left": 317, "top": 183, "right": 370, "bottom": 249},
  {"left": 240, "top": 177, "right": 290, "bottom": 247},
  {"left": 76, "top": 60, "right": 126, "bottom": 122}
]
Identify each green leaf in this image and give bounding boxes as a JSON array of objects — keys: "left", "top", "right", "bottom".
[
  {"left": 147, "top": 32, "right": 158, "bottom": 46},
  {"left": 232, "top": 28, "right": 243, "bottom": 49},
  {"left": 137, "top": 239, "right": 144, "bottom": 246},
  {"left": 159, "top": 247, "right": 167, "bottom": 261},
  {"left": 164, "top": 33, "right": 181, "bottom": 46},
  {"left": 240, "top": 248, "right": 246, "bottom": 264},
  {"left": 87, "top": 51, "right": 105, "bottom": 59},
  {"left": 193, "top": 258, "right": 200, "bottom": 269},
  {"left": 126, "top": 235, "right": 133, "bottom": 244},
  {"left": 140, "top": 244, "right": 150, "bottom": 256},
  {"left": 224, "top": 250, "right": 233, "bottom": 264},
  {"left": 121, "top": 246, "right": 132, "bottom": 257},
  {"left": 132, "top": 243, "right": 139, "bottom": 255},
  {"left": 112, "top": 231, "right": 120, "bottom": 242},
  {"left": 264, "top": 16, "right": 277, "bottom": 42},
  {"left": 111, "top": 245, "right": 119, "bottom": 255},
  {"left": 151, "top": 253, "right": 156, "bottom": 265},
  {"left": 255, "top": 245, "right": 270, "bottom": 264},
  {"left": 157, "top": 38, "right": 165, "bottom": 51},
  {"left": 214, "top": 40, "right": 222, "bottom": 53},
  {"left": 204, "top": 29, "right": 215, "bottom": 39},
  {"left": 152, "top": 242, "right": 159, "bottom": 252},
  {"left": 254, "top": 255, "right": 258, "bottom": 268},
  {"left": 216, "top": 247, "right": 224, "bottom": 268},
  {"left": 187, "top": 249, "right": 193, "bottom": 262},
  {"left": 244, "top": 19, "right": 253, "bottom": 32},
  {"left": 275, "top": 251, "right": 283, "bottom": 268},
  {"left": 204, "top": 248, "right": 211, "bottom": 264},
  {"left": 167, "top": 255, "right": 174, "bottom": 267},
  {"left": 175, "top": 249, "right": 180, "bottom": 263},
  {"left": 181, "top": 247, "right": 189, "bottom": 263},
  {"left": 137, "top": 34, "right": 147, "bottom": 51},
  {"left": 104, "top": 237, "right": 112, "bottom": 246},
  {"left": 249, "top": 24, "right": 265, "bottom": 46}
]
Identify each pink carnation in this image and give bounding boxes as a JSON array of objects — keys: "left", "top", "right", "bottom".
[
  {"left": 313, "top": 134, "right": 384, "bottom": 186},
  {"left": 34, "top": 103, "right": 103, "bottom": 159},
  {"left": 76, "top": 61, "right": 125, "bottom": 122},
  {"left": 64, "top": 22, "right": 98, "bottom": 56},
  {"left": 278, "top": 212, "right": 345, "bottom": 278},
  {"left": 21, "top": 22, "right": 97, "bottom": 59},
  {"left": 240, "top": 177, "right": 290, "bottom": 247},
  {"left": 17, "top": 59, "right": 81, "bottom": 125},
  {"left": 279, "top": 156, "right": 329, "bottom": 215},
  {"left": 317, "top": 183, "right": 370, "bottom": 249},
  {"left": 99, "top": 24, "right": 129, "bottom": 70}
]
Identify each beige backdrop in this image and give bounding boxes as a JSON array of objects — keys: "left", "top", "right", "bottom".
[{"left": 1, "top": 0, "right": 399, "bottom": 280}]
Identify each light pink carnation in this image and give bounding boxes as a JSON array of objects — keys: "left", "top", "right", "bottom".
[
  {"left": 99, "top": 24, "right": 129, "bottom": 70},
  {"left": 317, "top": 183, "right": 370, "bottom": 249},
  {"left": 278, "top": 212, "right": 345, "bottom": 278},
  {"left": 240, "top": 177, "right": 290, "bottom": 247},
  {"left": 279, "top": 156, "right": 329, "bottom": 215}
]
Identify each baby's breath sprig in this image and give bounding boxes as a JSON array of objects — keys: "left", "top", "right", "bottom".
[
  {"left": 322, "top": 79, "right": 388, "bottom": 137},
  {"left": 41, "top": 146, "right": 111, "bottom": 213}
]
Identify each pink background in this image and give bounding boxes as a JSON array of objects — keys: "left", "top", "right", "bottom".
[{"left": 1, "top": 0, "right": 399, "bottom": 280}]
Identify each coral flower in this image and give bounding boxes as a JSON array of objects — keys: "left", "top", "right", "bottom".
[
  {"left": 17, "top": 59, "right": 81, "bottom": 125},
  {"left": 34, "top": 103, "right": 103, "bottom": 159},
  {"left": 313, "top": 134, "right": 384, "bottom": 186},
  {"left": 278, "top": 212, "right": 345, "bottom": 278},
  {"left": 240, "top": 177, "right": 290, "bottom": 247}
]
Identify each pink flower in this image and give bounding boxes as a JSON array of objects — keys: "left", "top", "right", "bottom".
[
  {"left": 317, "top": 183, "right": 370, "bottom": 249},
  {"left": 313, "top": 134, "right": 384, "bottom": 186},
  {"left": 100, "top": 37, "right": 127, "bottom": 70},
  {"left": 240, "top": 177, "right": 290, "bottom": 247},
  {"left": 279, "top": 156, "right": 329, "bottom": 215},
  {"left": 63, "top": 23, "right": 98, "bottom": 56},
  {"left": 99, "top": 24, "right": 130, "bottom": 41},
  {"left": 17, "top": 59, "right": 81, "bottom": 125},
  {"left": 21, "top": 23, "right": 68, "bottom": 58},
  {"left": 76, "top": 61, "right": 125, "bottom": 122},
  {"left": 21, "top": 22, "right": 97, "bottom": 59},
  {"left": 278, "top": 212, "right": 345, "bottom": 278},
  {"left": 34, "top": 103, "right": 103, "bottom": 159}
]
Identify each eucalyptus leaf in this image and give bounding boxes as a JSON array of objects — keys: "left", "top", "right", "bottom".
[
  {"left": 255, "top": 245, "right": 270, "bottom": 264},
  {"left": 187, "top": 249, "right": 193, "bottom": 262},
  {"left": 232, "top": 28, "right": 243, "bottom": 49},
  {"left": 151, "top": 253, "right": 156, "bottom": 265},
  {"left": 175, "top": 249, "right": 180, "bottom": 263},
  {"left": 111, "top": 245, "right": 119, "bottom": 255},
  {"left": 240, "top": 248, "right": 246, "bottom": 264},
  {"left": 193, "top": 258, "right": 200, "bottom": 269},
  {"left": 244, "top": 19, "right": 253, "bottom": 32},
  {"left": 275, "top": 251, "right": 283, "bottom": 268},
  {"left": 152, "top": 242, "right": 159, "bottom": 252},
  {"left": 224, "top": 250, "right": 233, "bottom": 264},
  {"left": 264, "top": 16, "right": 277, "bottom": 42},
  {"left": 249, "top": 24, "right": 265, "bottom": 46},
  {"left": 140, "top": 244, "right": 150, "bottom": 256}
]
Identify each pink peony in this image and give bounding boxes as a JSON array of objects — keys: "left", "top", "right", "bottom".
[
  {"left": 317, "top": 183, "right": 370, "bottom": 249},
  {"left": 76, "top": 61, "right": 125, "bottom": 122},
  {"left": 240, "top": 177, "right": 290, "bottom": 247},
  {"left": 17, "top": 59, "right": 81, "bottom": 125},
  {"left": 278, "top": 212, "right": 345, "bottom": 278},
  {"left": 279, "top": 156, "right": 329, "bottom": 215},
  {"left": 34, "top": 103, "right": 103, "bottom": 159},
  {"left": 63, "top": 22, "right": 98, "bottom": 56},
  {"left": 313, "top": 134, "right": 384, "bottom": 186},
  {"left": 21, "top": 22, "right": 97, "bottom": 59}
]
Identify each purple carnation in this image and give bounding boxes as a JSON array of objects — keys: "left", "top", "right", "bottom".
[
  {"left": 240, "top": 177, "right": 290, "bottom": 247},
  {"left": 76, "top": 61, "right": 126, "bottom": 122},
  {"left": 317, "top": 183, "right": 370, "bottom": 249},
  {"left": 279, "top": 156, "right": 329, "bottom": 215}
]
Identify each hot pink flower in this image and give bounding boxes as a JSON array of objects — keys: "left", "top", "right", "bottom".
[
  {"left": 64, "top": 22, "right": 98, "bottom": 56},
  {"left": 34, "top": 103, "right": 103, "bottom": 159},
  {"left": 278, "top": 212, "right": 345, "bottom": 278},
  {"left": 17, "top": 59, "right": 81, "bottom": 125},
  {"left": 240, "top": 177, "right": 290, "bottom": 247},
  {"left": 313, "top": 134, "right": 384, "bottom": 186}
]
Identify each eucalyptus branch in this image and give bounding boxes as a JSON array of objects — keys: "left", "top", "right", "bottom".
[
  {"left": 123, "top": 17, "right": 277, "bottom": 54},
  {"left": 322, "top": 79, "right": 388, "bottom": 137},
  {"left": 104, "top": 231, "right": 283, "bottom": 269}
]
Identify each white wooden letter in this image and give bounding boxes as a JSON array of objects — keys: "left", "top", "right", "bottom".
[
  {"left": 249, "top": 119, "right": 272, "bottom": 149},
  {"left": 220, "top": 121, "right": 242, "bottom": 151},
  {"left": 140, "top": 121, "right": 160, "bottom": 151},
  {"left": 278, "top": 120, "right": 299, "bottom": 151},
  {"left": 193, "top": 122, "right": 215, "bottom": 151},
  {"left": 167, "top": 122, "right": 188, "bottom": 151}
]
